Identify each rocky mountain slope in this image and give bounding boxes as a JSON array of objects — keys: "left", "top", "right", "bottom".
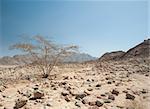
[
  {"left": 99, "top": 39, "right": 150, "bottom": 61},
  {"left": 121, "top": 39, "right": 150, "bottom": 59},
  {"left": 99, "top": 51, "right": 125, "bottom": 61}
]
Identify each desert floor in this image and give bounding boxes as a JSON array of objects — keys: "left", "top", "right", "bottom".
[{"left": 0, "top": 59, "right": 150, "bottom": 109}]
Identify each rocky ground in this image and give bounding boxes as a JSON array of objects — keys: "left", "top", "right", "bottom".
[{"left": 0, "top": 58, "right": 150, "bottom": 109}]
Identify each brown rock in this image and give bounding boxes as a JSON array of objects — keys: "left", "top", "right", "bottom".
[
  {"left": 61, "top": 91, "right": 69, "bottom": 96},
  {"left": 95, "top": 100, "right": 103, "bottom": 107},
  {"left": 14, "top": 98, "right": 27, "bottom": 109},
  {"left": 95, "top": 84, "right": 101, "bottom": 87},
  {"left": 87, "top": 88, "right": 93, "bottom": 91},
  {"left": 82, "top": 98, "right": 88, "bottom": 104},
  {"left": 112, "top": 89, "right": 119, "bottom": 96},
  {"left": 64, "top": 95, "right": 71, "bottom": 102},
  {"left": 89, "top": 101, "right": 95, "bottom": 106},
  {"left": 126, "top": 93, "right": 135, "bottom": 100},
  {"left": 30, "top": 90, "right": 44, "bottom": 100},
  {"left": 75, "top": 93, "right": 86, "bottom": 100},
  {"left": 108, "top": 94, "right": 115, "bottom": 100}
]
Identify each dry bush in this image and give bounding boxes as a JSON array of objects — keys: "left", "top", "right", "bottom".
[{"left": 10, "top": 35, "right": 78, "bottom": 78}]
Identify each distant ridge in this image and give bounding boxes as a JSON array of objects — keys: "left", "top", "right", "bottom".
[{"left": 0, "top": 53, "right": 97, "bottom": 65}]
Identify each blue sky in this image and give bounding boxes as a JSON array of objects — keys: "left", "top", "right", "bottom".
[{"left": 0, "top": 0, "right": 149, "bottom": 57}]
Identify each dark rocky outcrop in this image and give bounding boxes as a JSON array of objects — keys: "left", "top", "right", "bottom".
[{"left": 99, "top": 39, "right": 150, "bottom": 61}]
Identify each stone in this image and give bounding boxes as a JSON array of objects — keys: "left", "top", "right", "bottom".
[
  {"left": 35, "top": 99, "right": 43, "bottom": 103},
  {"left": 122, "top": 90, "right": 128, "bottom": 93},
  {"left": 95, "top": 100, "right": 103, "bottom": 107},
  {"left": 87, "top": 79, "right": 90, "bottom": 82},
  {"left": 111, "top": 89, "right": 119, "bottom": 96},
  {"left": 33, "top": 85, "right": 39, "bottom": 90},
  {"left": 59, "top": 82, "right": 67, "bottom": 86},
  {"left": 101, "top": 94, "right": 106, "bottom": 97},
  {"left": 75, "top": 101, "right": 81, "bottom": 107},
  {"left": 61, "top": 91, "right": 69, "bottom": 96},
  {"left": 82, "top": 98, "right": 88, "bottom": 104},
  {"left": 64, "top": 95, "right": 71, "bottom": 102},
  {"left": 30, "top": 90, "right": 44, "bottom": 100},
  {"left": 141, "top": 89, "right": 148, "bottom": 94},
  {"left": 63, "top": 76, "right": 69, "bottom": 80},
  {"left": 14, "top": 98, "right": 27, "bottom": 109},
  {"left": 126, "top": 93, "right": 135, "bottom": 100},
  {"left": 108, "top": 94, "right": 115, "bottom": 100},
  {"left": 45, "top": 101, "right": 52, "bottom": 107},
  {"left": 0, "top": 86, "right": 6, "bottom": 92},
  {"left": 75, "top": 93, "right": 86, "bottom": 100},
  {"left": 87, "top": 88, "right": 93, "bottom": 91},
  {"left": 103, "top": 99, "right": 112, "bottom": 103},
  {"left": 96, "top": 84, "right": 101, "bottom": 87},
  {"left": 84, "top": 90, "right": 91, "bottom": 95},
  {"left": 107, "top": 81, "right": 112, "bottom": 84},
  {"left": 89, "top": 101, "right": 95, "bottom": 106}
]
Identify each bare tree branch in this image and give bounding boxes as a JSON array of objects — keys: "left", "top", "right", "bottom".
[{"left": 10, "top": 35, "right": 79, "bottom": 78}]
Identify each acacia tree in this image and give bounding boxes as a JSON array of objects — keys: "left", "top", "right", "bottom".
[{"left": 10, "top": 35, "right": 78, "bottom": 78}]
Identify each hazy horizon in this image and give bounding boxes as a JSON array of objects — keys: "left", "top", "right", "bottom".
[{"left": 0, "top": 0, "right": 149, "bottom": 57}]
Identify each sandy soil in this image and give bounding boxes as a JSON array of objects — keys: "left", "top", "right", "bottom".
[{"left": 0, "top": 59, "right": 150, "bottom": 109}]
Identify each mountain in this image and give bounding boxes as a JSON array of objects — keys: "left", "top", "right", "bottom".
[
  {"left": 99, "top": 51, "right": 125, "bottom": 61},
  {"left": 64, "top": 53, "right": 97, "bottom": 63},
  {"left": 99, "top": 39, "right": 150, "bottom": 61},
  {"left": 121, "top": 39, "right": 150, "bottom": 59},
  {"left": 0, "top": 53, "right": 97, "bottom": 65}
]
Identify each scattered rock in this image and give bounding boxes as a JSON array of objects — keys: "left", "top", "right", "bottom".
[
  {"left": 75, "top": 101, "right": 81, "bottom": 107},
  {"left": 84, "top": 90, "right": 91, "bottom": 95},
  {"left": 122, "top": 90, "right": 128, "bottom": 93},
  {"left": 112, "top": 89, "right": 119, "bottom": 96},
  {"left": 95, "top": 100, "right": 103, "bottom": 107},
  {"left": 82, "top": 98, "right": 88, "bottom": 104},
  {"left": 64, "top": 95, "right": 71, "bottom": 102},
  {"left": 101, "top": 94, "right": 106, "bottom": 97},
  {"left": 30, "top": 90, "right": 44, "bottom": 100},
  {"left": 141, "top": 89, "right": 148, "bottom": 94},
  {"left": 87, "top": 79, "right": 90, "bottom": 82},
  {"left": 61, "top": 91, "right": 69, "bottom": 96},
  {"left": 126, "top": 93, "right": 135, "bottom": 100},
  {"left": 103, "top": 99, "right": 112, "bottom": 103},
  {"left": 33, "top": 85, "right": 39, "bottom": 90},
  {"left": 107, "top": 81, "right": 112, "bottom": 84},
  {"left": 108, "top": 94, "right": 115, "bottom": 100},
  {"left": 63, "top": 76, "right": 69, "bottom": 80},
  {"left": 95, "top": 84, "right": 101, "bottom": 87},
  {"left": 45, "top": 100, "right": 52, "bottom": 107},
  {"left": 14, "top": 98, "right": 27, "bottom": 109},
  {"left": 75, "top": 93, "right": 86, "bottom": 100},
  {"left": 0, "top": 86, "right": 6, "bottom": 92},
  {"left": 59, "top": 81, "right": 67, "bottom": 86},
  {"left": 89, "top": 101, "right": 95, "bottom": 106},
  {"left": 87, "top": 88, "right": 93, "bottom": 91}
]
